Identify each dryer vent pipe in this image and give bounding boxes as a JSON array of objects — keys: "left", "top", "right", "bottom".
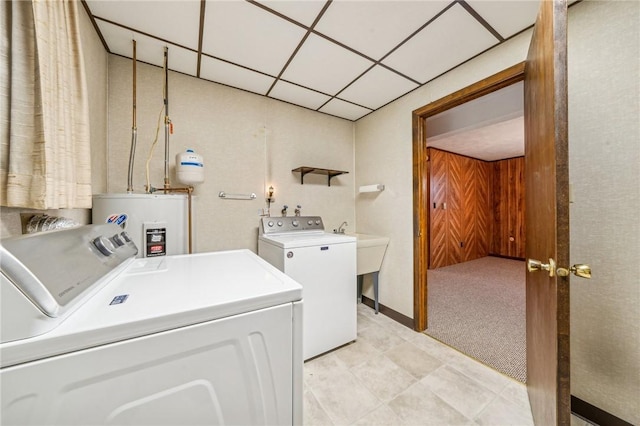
[{"left": 26, "top": 215, "right": 79, "bottom": 234}]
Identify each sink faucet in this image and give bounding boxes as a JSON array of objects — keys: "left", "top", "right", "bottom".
[{"left": 334, "top": 221, "right": 348, "bottom": 234}]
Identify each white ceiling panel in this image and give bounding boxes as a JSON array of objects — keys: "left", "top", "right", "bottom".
[
  {"left": 382, "top": 3, "right": 499, "bottom": 83},
  {"left": 201, "top": 1, "right": 306, "bottom": 76},
  {"left": 200, "top": 56, "right": 275, "bottom": 96},
  {"left": 269, "top": 81, "right": 332, "bottom": 111},
  {"left": 319, "top": 99, "right": 371, "bottom": 121},
  {"left": 338, "top": 66, "right": 419, "bottom": 110},
  {"left": 86, "top": 0, "right": 200, "bottom": 49},
  {"left": 96, "top": 20, "right": 197, "bottom": 76},
  {"left": 86, "top": 0, "right": 543, "bottom": 121},
  {"left": 281, "top": 33, "right": 374, "bottom": 95},
  {"left": 466, "top": 0, "right": 539, "bottom": 39},
  {"left": 427, "top": 116, "right": 524, "bottom": 162},
  {"left": 315, "top": 0, "right": 449, "bottom": 60},
  {"left": 256, "top": 0, "right": 326, "bottom": 27}
]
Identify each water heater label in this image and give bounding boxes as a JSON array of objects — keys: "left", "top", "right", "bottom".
[{"left": 145, "top": 228, "right": 166, "bottom": 257}]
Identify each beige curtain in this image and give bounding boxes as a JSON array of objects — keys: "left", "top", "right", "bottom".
[{"left": 0, "top": 0, "right": 91, "bottom": 209}]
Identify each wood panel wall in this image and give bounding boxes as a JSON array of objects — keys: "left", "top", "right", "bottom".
[
  {"left": 490, "top": 157, "right": 526, "bottom": 258},
  {"left": 428, "top": 148, "right": 491, "bottom": 268},
  {"left": 428, "top": 149, "right": 525, "bottom": 269},
  {"left": 429, "top": 149, "right": 448, "bottom": 268}
]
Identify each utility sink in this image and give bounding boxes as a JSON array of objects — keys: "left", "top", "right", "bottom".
[
  {"left": 347, "top": 233, "right": 389, "bottom": 314},
  {"left": 348, "top": 233, "right": 390, "bottom": 275}
]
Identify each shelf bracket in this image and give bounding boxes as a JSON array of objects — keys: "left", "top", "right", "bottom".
[
  {"left": 327, "top": 172, "right": 341, "bottom": 187},
  {"left": 299, "top": 168, "right": 313, "bottom": 185}
]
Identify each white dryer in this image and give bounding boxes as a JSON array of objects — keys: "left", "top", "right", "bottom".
[
  {"left": 1, "top": 224, "right": 303, "bottom": 426},
  {"left": 258, "top": 216, "right": 356, "bottom": 360}
]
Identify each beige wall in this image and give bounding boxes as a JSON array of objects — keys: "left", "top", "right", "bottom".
[
  {"left": 106, "top": 56, "right": 355, "bottom": 253},
  {"left": 1, "top": 4, "right": 108, "bottom": 238},
  {"left": 355, "top": 0, "right": 638, "bottom": 422},
  {"left": 354, "top": 30, "right": 531, "bottom": 318},
  {"left": 568, "top": 1, "right": 640, "bottom": 423}
]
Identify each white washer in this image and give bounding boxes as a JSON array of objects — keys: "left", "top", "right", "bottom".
[
  {"left": 258, "top": 216, "right": 356, "bottom": 360},
  {"left": 1, "top": 224, "right": 303, "bottom": 426}
]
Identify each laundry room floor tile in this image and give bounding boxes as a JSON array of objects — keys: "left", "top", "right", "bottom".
[
  {"left": 350, "top": 353, "right": 417, "bottom": 402},
  {"left": 302, "top": 303, "right": 536, "bottom": 425},
  {"left": 333, "top": 339, "right": 381, "bottom": 368}
]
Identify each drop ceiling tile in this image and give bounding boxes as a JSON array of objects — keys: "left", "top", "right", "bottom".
[
  {"left": 382, "top": 3, "right": 499, "bottom": 84},
  {"left": 338, "top": 66, "right": 418, "bottom": 110},
  {"left": 256, "top": 0, "right": 326, "bottom": 27},
  {"left": 281, "top": 33, "right": 374, "bottom": 96},
  {"left": 466, "top": 0, "right": 539, "bottom": 39},
  {"left": 200, "top": 56, "right": 275, "bottom": 95},
  {"left": 85, "top": 0, "right": 200, "bottom": 49},
  {"left": 96, "top": 20, "right": 197, "bottom": 76},
  {"left": 269, "top": 81, "right": 331, "bottom": 111},
  {"left": 315, "top": 0, "right": 449, "bottom": 60},
  {"left": 319, "top": 98, "right": 371, "bottom": 121},
  {"left": 202, "top": 1, "right": 307, "bottom": 76}
]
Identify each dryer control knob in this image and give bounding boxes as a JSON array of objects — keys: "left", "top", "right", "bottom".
[
  {"left": 307, "top": 220, "right": 313, "bottom": 225},
  {"left": 292, "top": 220, "right": 299, "bottom": 227},
  {"left": 315, "top": 220, "right": 321, "bottom": 225},
  {"left": 111, "top": 234, "right": 125, "bottom": 247},
  {"left": 277, "top": 221, "right": 283, "bottom": 227},
  {"left": 92, "top": 236, "right": 115, "bottom": 257},
  {"left": 267, "top": 221, "right": 274, "bottom": 227}
]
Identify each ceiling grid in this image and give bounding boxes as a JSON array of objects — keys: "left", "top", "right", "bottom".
[{"left": 82, "top": 0, "right": 543, "bottom": 122}]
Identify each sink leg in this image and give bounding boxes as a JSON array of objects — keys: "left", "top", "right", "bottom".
[
  {"left": 357, "top": 275, "right": 363, "bottom": 303},
  {"left": 372, "top": 271, "right": 379, "bottom": 314}
]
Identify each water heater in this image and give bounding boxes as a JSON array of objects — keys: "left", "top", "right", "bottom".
[{"left": 92, "top": 193, "right": 193, "bottom": 258}]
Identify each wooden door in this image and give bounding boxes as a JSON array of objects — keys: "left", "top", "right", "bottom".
[
  {"left": 524, "top": 0, "right": 569, "bottom": 424},
  {"left": 491, "top": 157, "right": 526, "bottom": 258}
]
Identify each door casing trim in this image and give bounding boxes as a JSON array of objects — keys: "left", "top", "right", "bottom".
[{"left": 411, "top": 61, "right": 526, "bottom": 331}]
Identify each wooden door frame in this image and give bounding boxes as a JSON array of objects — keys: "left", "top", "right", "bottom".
[{"left": 412, "top": 62, "right": 526, "bottom": 331}]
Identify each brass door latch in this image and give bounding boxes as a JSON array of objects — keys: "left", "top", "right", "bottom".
[{"left": 527, "top": 258, "right": 591, "bottom": 279}]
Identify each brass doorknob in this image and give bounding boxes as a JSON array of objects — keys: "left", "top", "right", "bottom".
[
  {"left": 557, "top": 264, "right": 591, "bottom": 279},
  {"left": 527, "top": 258, "right": 556, "bottom": 277},
  {"left": 527, "top": 258, "right": 591, "bottom": 279}
]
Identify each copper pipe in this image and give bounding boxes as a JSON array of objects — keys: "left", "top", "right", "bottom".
[
  {"left": 133, "top": 40, "right": 137, "bottom": 127},
  {"left": 163, "top": 46, "right": 171, "bottom": 190},
  {"left": 162, "top": 186, "right": 194, "bottom": 254}
]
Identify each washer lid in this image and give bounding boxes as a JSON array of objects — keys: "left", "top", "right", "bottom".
[
  {"left": 1, "top": 249, "right": 302, "bottom": 367},
  {"left": 259, "top": 232, "right": 356, "bottom": 249}
]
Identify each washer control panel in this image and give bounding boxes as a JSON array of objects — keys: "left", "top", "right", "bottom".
[
  {"left": 91, "top": 231, "right": 135, "bottom": 257},
  {"left": 261, "top": 216, "right": 324, "bottom": 234},
  {"left": 0, "top": 224, "right": 138, "bottom": 319}
]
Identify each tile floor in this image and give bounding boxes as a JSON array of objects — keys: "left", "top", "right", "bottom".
[{"left": 303, "top": 304, "right": 590, "bottom": 425}]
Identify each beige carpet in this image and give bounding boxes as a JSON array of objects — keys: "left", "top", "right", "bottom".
[{"left": 425, "top": 256, "right": 526, "bottom": 383}]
